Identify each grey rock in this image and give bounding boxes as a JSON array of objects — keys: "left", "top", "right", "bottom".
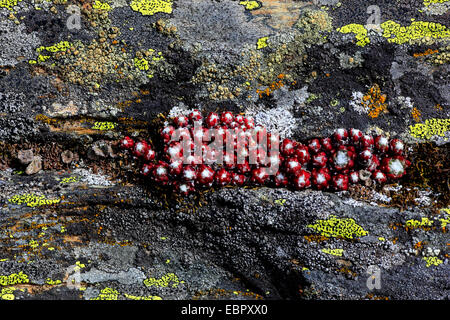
[
  {"left": 88, "top": 141, "right": 115, "bottom": 159},
  {"left": 61, "top": 150, "right": 74, "bottom": 164},
  {"left": 25, "top": 156, "right": 42, "bottom": 175},
  {"left": 18, "top": 149, "right": 34, "bottom": 165}
]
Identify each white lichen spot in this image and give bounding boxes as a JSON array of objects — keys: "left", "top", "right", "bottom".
[
  {"left": 72, "top": 169, "right": 113, "bottom": 186},
  {"left": 349, "top": 91, "right": 366, "bottom": 114},
  {"left": 251, "top": 106, "right": 297, "bottom": 139}
]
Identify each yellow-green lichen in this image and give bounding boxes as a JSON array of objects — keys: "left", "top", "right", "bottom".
[
  {"left": 339, "top": 20, "right": 450, "bottom": 47},
  {"left": 439, "top": 210, "right": 449, "bottom": 230},
  {"left": 440, "top": 218, "right": 449, "bottom": 229},
  {"left": 28, "top": 240, "right": 39, "bottom": 249},
  {"left": 257, "top": 36, "right": 269, "bottom": 49},
  {"left": 0, "top": 287, "right": 16, "bottom": 300},
  {"left": 306, "top": 93, "right": 320, "bottom": 104},
  {"left": 405, "top": 218, "right": 434, "bottom": 229},
  {"left": 8, "top": 194, "right": 61, "bottom": 207},
  {"left": 134, "top": 49, "right": 164, "bottom": 78},
  {"left": 0, "top": 0, "right": 21, "bottom": 10},
  {"left": 307, "top": 215, "right": 369, "bottom": 239},
  {"left": 74, "top": 261, "right": 85, "bottom": 271},
  {"left": 91, "top": 287, "right": 120, "bottom": 300},
  {"left": 134, "top": 57, "right": 150, "bottom": 71},
  {"left": 29, "top": 41, "right": 72, "bottom": 65},
  {"left": 153, "top": 52, "right": 164, "bottom": 62},
  {"left": 239, "top": 0, "right": 262, "bottom": 10},
  {"left": 330, "top": 98, "right": 339, "bottom": 107},
  {"left": 92, "top": 0, "right": 111, "bottom": 11},
  {"left": 423, "top": 256, "right": 443, "bottom": 267},
  {"left": 381, "top": 20, "right": 450, "bottom": 44},
  {"left": 409, "top": 118, "right": 450, "bottom": 140},
  {"left": 337, "top": 24, "right": 370, "bottom": 47},
  {"left": 321, "top": 248, "right": 344, "bottom": 256},
  {"left": 91, "top": 121, "right": 116, "bottom": 130},
  {"left": 143, "top": 273, "right": 183, "bottom": 288},
  {"left": 0, "top": 272, "right": 29, "bottom": 286},
  {"left": 60, "top": 176, "right": 79, "bottom": 184},
  {"left": 37, "top": 41, "right": 72, "bottom": 53},
  {"left": 423, "top": 0, "right": 449, "bottom": 6},
  {"left": 90, "top": 287, "right": 162, "bottom": 300},
  {"left": 130, "top": 0, "right": 172, "bottom": 16},
  {"left": 45, "top": 278, "right": 62, "bottom": 285},
  {"left": 124, "top": 293, "right": 162, "bottom": 300}
]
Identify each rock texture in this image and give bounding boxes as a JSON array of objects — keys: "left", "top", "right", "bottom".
[{"left": 0, "top": 0, "right": 448, "bottom": 300}]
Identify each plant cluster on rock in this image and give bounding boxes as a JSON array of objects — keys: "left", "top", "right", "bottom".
[{"left": 119, "top": 111, "right": 410, "bottom": 195}]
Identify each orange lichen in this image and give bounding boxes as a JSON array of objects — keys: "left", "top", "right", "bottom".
[
  {"left": 412, "top": 107, "right": 422, "bottom": 122},
  {"left": 256, "top": 74, "right": 285, "bottom": 98},
  {"left": 414, "top": 241, "right": 427, "bottom": 250},
  {"left": 362, "top": 84, "right": 387, "bottom": 118},
  {"left": 413, "top": 49, "right": 439, "bottom": 58},
  {"left": 338, "top": 267, "right": 357, "bottom": 278},
  {"left": 366, "top": 293, "right": 389, "bottom": 300},
  {"left": 303, "top": 235, "right": 329, "bottom": 243},
  {"left": 35, "top": 114, "right": 57, "bottom": 125},
  {"left": 434, "top": 104, "right": 443, "bottom": 111}
]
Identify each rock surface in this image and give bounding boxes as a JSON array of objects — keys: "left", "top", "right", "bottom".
[
  {"left": 17, "top": 149, "right": 33, "bottom": 165},
  {"left": 0, "top": 0, "right": 448, "bottom": 300},
  {"left": 25, "top": 155, "right": 42, "bottom": 175}
]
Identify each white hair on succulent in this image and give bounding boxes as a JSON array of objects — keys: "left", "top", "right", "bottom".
[
  {"left": 379, "top": 136, "right": 388, "bottom": 145},
  {"left": 335, "top": 150, "right": 349, "bottom": 166},
  {"left": 184, "top": 170, "right": 196, "bottom": 180},
  {"left": 297, "top": 175, "right": 306, "bottom": 184},
  {"left": 316, "top": 173, "right": 326, "bottom": 184},
  {"left": 389, "top": 158, "right": 404, "bottom": 175},
  {"left": 156, "top": 167, "right": 167, "bottom": 175},
  {"left": 180, "top": 184, "right": 189, "bottom": 192},
  {"left": 201, "top": 169, "right": 213, "bottom": 178},
  {"left": 335, "top": 177, "right": 344, "bottom": 187}
]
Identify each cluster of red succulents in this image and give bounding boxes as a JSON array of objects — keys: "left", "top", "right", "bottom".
[{"left": 119, "top": 111, "right": 410, "bottom": 195}]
